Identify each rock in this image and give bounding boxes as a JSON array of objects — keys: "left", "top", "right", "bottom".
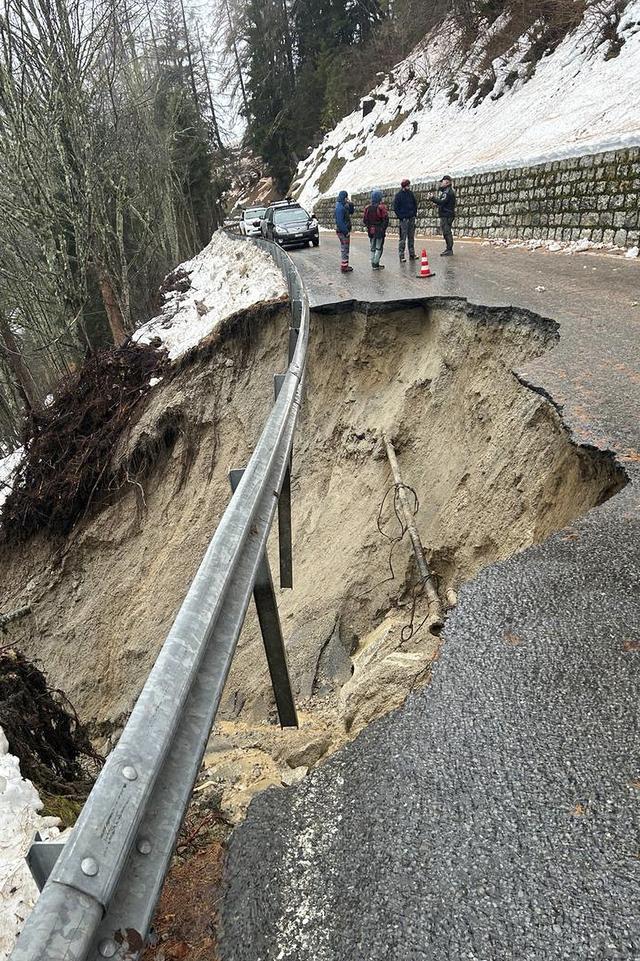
[
  {"left": 285, "top": 734, "right": 332, "bottom": 770},
  {"left": 281, "top": 765, "right": 308, "bottom": 786},
  {"left": 207, "top": 735, "right": 235, "bottom": 754},
  {"left": 284, "top": 612, "right": 350, "bottom": 700},
  {"left": 313, "top": 619, "right": 353, "bottom": 696},
  {"left": 339, "top": 615, "right": 439, "bottom": 736}
]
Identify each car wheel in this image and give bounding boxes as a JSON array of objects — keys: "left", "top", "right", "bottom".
[{"left": 312, "top": 237, "right": 319, "bottom": 247}]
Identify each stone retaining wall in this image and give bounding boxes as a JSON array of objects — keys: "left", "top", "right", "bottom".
[{"left": 313, "top": 147, "right": 640, "bottom": 247}]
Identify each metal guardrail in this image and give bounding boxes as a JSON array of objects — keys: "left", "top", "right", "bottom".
[{"left": 10, "top": 240, "right": 309, "bottom": 961}]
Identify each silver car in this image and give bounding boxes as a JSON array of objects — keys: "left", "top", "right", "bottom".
[{"left": 239, "top": 206, "right": 267, "bottom": 237}]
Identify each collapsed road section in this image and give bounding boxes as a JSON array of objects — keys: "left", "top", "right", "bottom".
[
  {"left": 217, "top": 289, "right": 639, "bottom": 956},
  {"left": 3, "top": 248, "right": 637, "bottom": 960}
]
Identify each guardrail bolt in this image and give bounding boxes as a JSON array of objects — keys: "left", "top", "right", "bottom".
[
  {"left": 98, "top": 939, "right": 117, "bottom": 958},
  {"left": 80, "top": 857, "right": 99, "bottom": 877},
  {"left": 137, "top": 838, "right": 152, "bottom": 855},
  {"left": 122, "top": 765, "right": 138, "bottom": 781}
]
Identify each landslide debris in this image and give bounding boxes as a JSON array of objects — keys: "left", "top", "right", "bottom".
[
  {"left": 1, "top": 343, "right": 167, "bottom": 542},
  {"left": 0, "top": 299, "right": 627, "bottom": 824},
  {"left": 0, "top": 648, "right": 102, "bottom": 823}
]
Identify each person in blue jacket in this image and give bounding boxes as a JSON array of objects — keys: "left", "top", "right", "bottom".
[
  {"left": 393, "top": 179, "right": 418, "bottom": 262},
  {"left": 335, "top": 189, "right": 355, "bottom": 273}
]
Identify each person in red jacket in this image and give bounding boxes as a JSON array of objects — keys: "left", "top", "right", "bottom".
[{"left": 362, "top": 188, "right": 389, "bottom": 270}]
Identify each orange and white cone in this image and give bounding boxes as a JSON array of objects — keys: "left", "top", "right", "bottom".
[{"left": 417, "top": 248, "right": 435, "bottom": 278}]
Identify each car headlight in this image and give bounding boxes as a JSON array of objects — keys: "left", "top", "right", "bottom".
[{"left": 309, "top": 218, "right": 318, "bottom": 228}]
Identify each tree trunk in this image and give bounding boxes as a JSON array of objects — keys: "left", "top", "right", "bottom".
[
  {"left": 0, "top": 313, "right": 38, "bottom": 412},
  {"left": 145, "top": 0, "right": 159, "bottom": 56},
  {"left": 280, "top": 0, "right": 295, "bottom": 88},
  {"left": 97, "top": 268, "right": 127, "bottom": 346},
  {"left": 179, "top": 0, "right": 200, "bottom": 109},
  {"left": 116, "top": 185, "right": 131, "bottom": 331},
  {"left": 197, "top": 24, "right": 224, "bottom": 151},
  {"left": 223, "top": 0, "right": 249, "bottom": 117}
]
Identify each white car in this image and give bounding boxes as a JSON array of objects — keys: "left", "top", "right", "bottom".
[{"left": 239, "top": 206, "right": 267, "bottom": 237}]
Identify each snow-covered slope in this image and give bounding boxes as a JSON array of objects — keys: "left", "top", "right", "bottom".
[
  {"left": 0, "top": 728, "right": 63, "bottom": 960},
  {"left": 134, "top": 231, "right": 287, "bottom": 361},
  {"left": 1, "top": 233, "right": 285, "bottom": 519},
  {"left": 0, "top": 448, "right": 22, "bottom": 511},
  {"left": 294, "top": 2, "right": 640, "bottom": 210}
]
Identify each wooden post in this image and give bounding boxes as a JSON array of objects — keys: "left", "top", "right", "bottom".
[{"left": 383, "top": 434, "right": 444, "bottom": 629}]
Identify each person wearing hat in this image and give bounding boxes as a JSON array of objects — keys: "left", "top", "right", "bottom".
[
  {"left": 393, "top": 178, "right": 418, "bottom": 263},
  {"left": 430, "top": 175, "right": 456, "bottom": 255},
  {"left": 335, "top": 189, "right": 355, "bottom": 273},
  {"left": 363, "top": 188, "right": 389, "bottom": 270}
]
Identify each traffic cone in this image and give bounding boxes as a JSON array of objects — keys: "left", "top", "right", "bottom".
[{"left": 417, "top": 248, "right": 435, "bottom": 278}]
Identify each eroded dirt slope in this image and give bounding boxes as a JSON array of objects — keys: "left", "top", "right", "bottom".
[{"left": 0, "top": 298, "right": 625, "bottom": 819}]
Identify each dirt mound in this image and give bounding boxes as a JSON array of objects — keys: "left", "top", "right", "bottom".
[
  {"left": 0, "top": 648, "right": 102, "bottom": 821},
  {"left": 1, "top": 344, "right": 166, "bottom": 542}
]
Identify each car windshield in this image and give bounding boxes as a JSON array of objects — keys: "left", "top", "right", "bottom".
[
  {"left": 244, "top": 208, "right": 265, "bottom": 219},
  {"left": 274, "top": 207, "right": 308, "bottom": 224}
]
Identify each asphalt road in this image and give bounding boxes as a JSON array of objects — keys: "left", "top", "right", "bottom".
[
  {"left": 219, "top": 233, "right": 640, "bottom": 961},
  {"left": 291, "top": 233, "right": 640, "bottom": 455}
]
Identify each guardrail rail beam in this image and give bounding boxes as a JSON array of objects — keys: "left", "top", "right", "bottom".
[{"left": 11, "top": 235, "right": 309, "bottom": 961}]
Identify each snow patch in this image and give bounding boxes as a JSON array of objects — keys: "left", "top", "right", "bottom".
[
  {"left": 133, "top": 231, "right": 287, "bottom": 361},
  {"left": 0, "top": 448, "right": 23, "bottom": 511},
  {"left": 0, "top": 727, "right": 63, "bottom": 960},
  {"left": 481, "top": 235, "right": 631, "bottom": 255},
  {"left": 295, "top": 1, "right": 640, "bottom": 210}
]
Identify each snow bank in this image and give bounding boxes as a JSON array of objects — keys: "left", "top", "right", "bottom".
[
  {"left": 295, "top": 1, "right": 640, "bottom": 210},
  {"left": 134, "top": 231, "right": 287, "bottom": 361},
  {"left": 0, "top": 728, "right": 62, "bottom": 960},
  {"left": 481, "top": 236, "right": 629, "bottom": 254},
  {"left": 0, "top": 448, "right": 23, "bottom": 511}
]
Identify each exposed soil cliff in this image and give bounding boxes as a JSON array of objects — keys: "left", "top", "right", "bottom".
[{"left": 0, "top": 297, "right": 625, "bottom": 821}]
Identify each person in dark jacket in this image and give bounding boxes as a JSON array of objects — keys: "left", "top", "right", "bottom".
[
  {"left": 335, "top": 189, "right": 355, "bottom": 272},
  {"left": 393, "top": 178, "right": 418, "bottom": 262},
  {"left": 430, "top": 175, "right": 456, "bottom": 255},
  {"left": 363, "top": 188, "right": 389, "bottom": 270}
]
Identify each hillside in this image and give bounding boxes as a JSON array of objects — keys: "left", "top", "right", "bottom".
[{"left": 293, "top": 1, "right": 640, "bottom": 210}]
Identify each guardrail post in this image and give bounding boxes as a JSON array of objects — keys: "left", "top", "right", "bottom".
[
  {"left": 229, "top": 469, "right": 298, "bottom": 728},
  {"left": 26, "top": 834, "right": 65, "bottom": 892},
  {"left": 291, "top": 298, "right": 302, "bottom": 330},
  {"left": 288, "top": 327, "right": 299, "bottom": 364},
  {"left": 288, "top": 297, "right": 302, "bottom": 365},
  {"left": 274, "top": 374, "right": 293, "bottom": 589}
]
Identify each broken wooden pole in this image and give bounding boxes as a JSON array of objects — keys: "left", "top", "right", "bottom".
[{"left": 382, "top": 434, "right": 444, "bottom": 629}]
